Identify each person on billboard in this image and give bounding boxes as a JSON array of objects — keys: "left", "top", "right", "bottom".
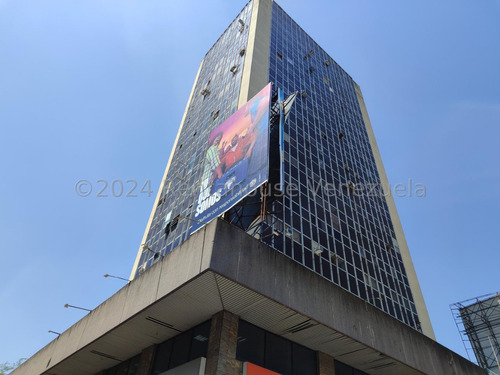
[
  {"left": 201, "top": 131, "right": 223, "bottom": 188},
  {"left": 220, "top": 133, "right": 254, "bottom": 173},
  {"left": 215, "top": 131, "right": 256, "bottom": 194}
]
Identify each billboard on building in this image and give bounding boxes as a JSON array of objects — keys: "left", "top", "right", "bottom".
[
  {"left": 190, "top": 83, "right": 272, "bottom": 234},
  {"left": 457, "top": 294, "right": 500, "bottom": 373}
]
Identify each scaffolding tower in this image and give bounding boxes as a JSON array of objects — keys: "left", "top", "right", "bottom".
[{"left": 451, "top": 292, "right": 500, "bottom": 374}]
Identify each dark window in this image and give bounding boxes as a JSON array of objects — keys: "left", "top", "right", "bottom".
[
  {"left": 126, "top": 355, "right": 140, "bottom": 375},
  {"left": 150, "top": 320, "right": 210, "bottom": 374},
  {"left": 292, "top": 343, "right": 317, "bottom": 375},
  {"left": 105, "top": 354, "right": 140, "bottom": 375},
  {"left": 169, "top": 330, "right": 191, "bottom": 368},
  {"left": 236, "top": 320, "right": 265, "bottom": 366},
  {"left": 115, "top": 361, "right": 129, "bottom": 375},
  {"left": 189, "top": 320, "right": 211, "bottom": 360},
  {"left": 237, "top": 320, "right": 316, "bottom": 375},
  {"left": 334, "top": 359, "right": 370, "bottom": 375},
  {"left": 151, "top": 340, "right": 172, "bottom": 375},
  {"left": 265, "top": 332, "right": 292, "bottom": 374},
  {"left": 335, "top": 360, "right": 353, "bottom": 375}
]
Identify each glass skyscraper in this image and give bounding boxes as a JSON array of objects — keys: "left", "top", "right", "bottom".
[{"left": 131, "top": 0, "right": 434, "bottom": 339}]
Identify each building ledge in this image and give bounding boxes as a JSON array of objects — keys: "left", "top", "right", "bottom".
[{"left": 13, "top": 219, "right": 483, "bottom": 375}]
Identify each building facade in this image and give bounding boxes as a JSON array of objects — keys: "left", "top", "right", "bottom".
[
  {"left": 131, "top": 0, "right": 433, "bottom": 338},
  {"left": 18, "top": 1, "right": 490, "bottom": 375}
]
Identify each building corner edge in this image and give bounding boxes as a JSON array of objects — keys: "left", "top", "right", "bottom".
[
  {"left": 130, "top": 58, "right": 206, "bottom": 280},
  {"left": 353, "top": 81, "right": 436, "bottom": 340}
]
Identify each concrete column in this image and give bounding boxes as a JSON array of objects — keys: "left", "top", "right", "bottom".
[
  {"left": 205, "top": 310, "right": 241, "bottom": 375},
  {"left": 136, "top": 344, "right": 156, "bottom": 375},
  {"left": 317, "top": 352, "right": 336, "bottom": 375},
  {"left": 238, "top": 0, "right": 272, "bottom": 107}
]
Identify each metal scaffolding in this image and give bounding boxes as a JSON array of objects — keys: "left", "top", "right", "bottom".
[{"left": 451, "top": 292, "right": 500, "bottom": 374}]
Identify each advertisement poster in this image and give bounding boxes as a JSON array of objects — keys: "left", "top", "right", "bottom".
[{"left": 190, "top": 83, "right": 272, "bottom": 234}]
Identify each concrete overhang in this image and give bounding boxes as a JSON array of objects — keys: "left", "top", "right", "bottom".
[{"left": 13, "top": 219, "right": 484, "bottom": 375}]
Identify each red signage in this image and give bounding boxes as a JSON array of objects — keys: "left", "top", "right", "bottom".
[{"left": 243, "top": 362, "right": 281, "bottom": 375}]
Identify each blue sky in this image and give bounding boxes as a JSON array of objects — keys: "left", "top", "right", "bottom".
[{"left": 1, "top": 0, "right": 499, "bottom": 366}]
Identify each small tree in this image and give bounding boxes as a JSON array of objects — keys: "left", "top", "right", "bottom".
[{"left": 0, "top": 359, "right": 26, "bottom": 375}]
